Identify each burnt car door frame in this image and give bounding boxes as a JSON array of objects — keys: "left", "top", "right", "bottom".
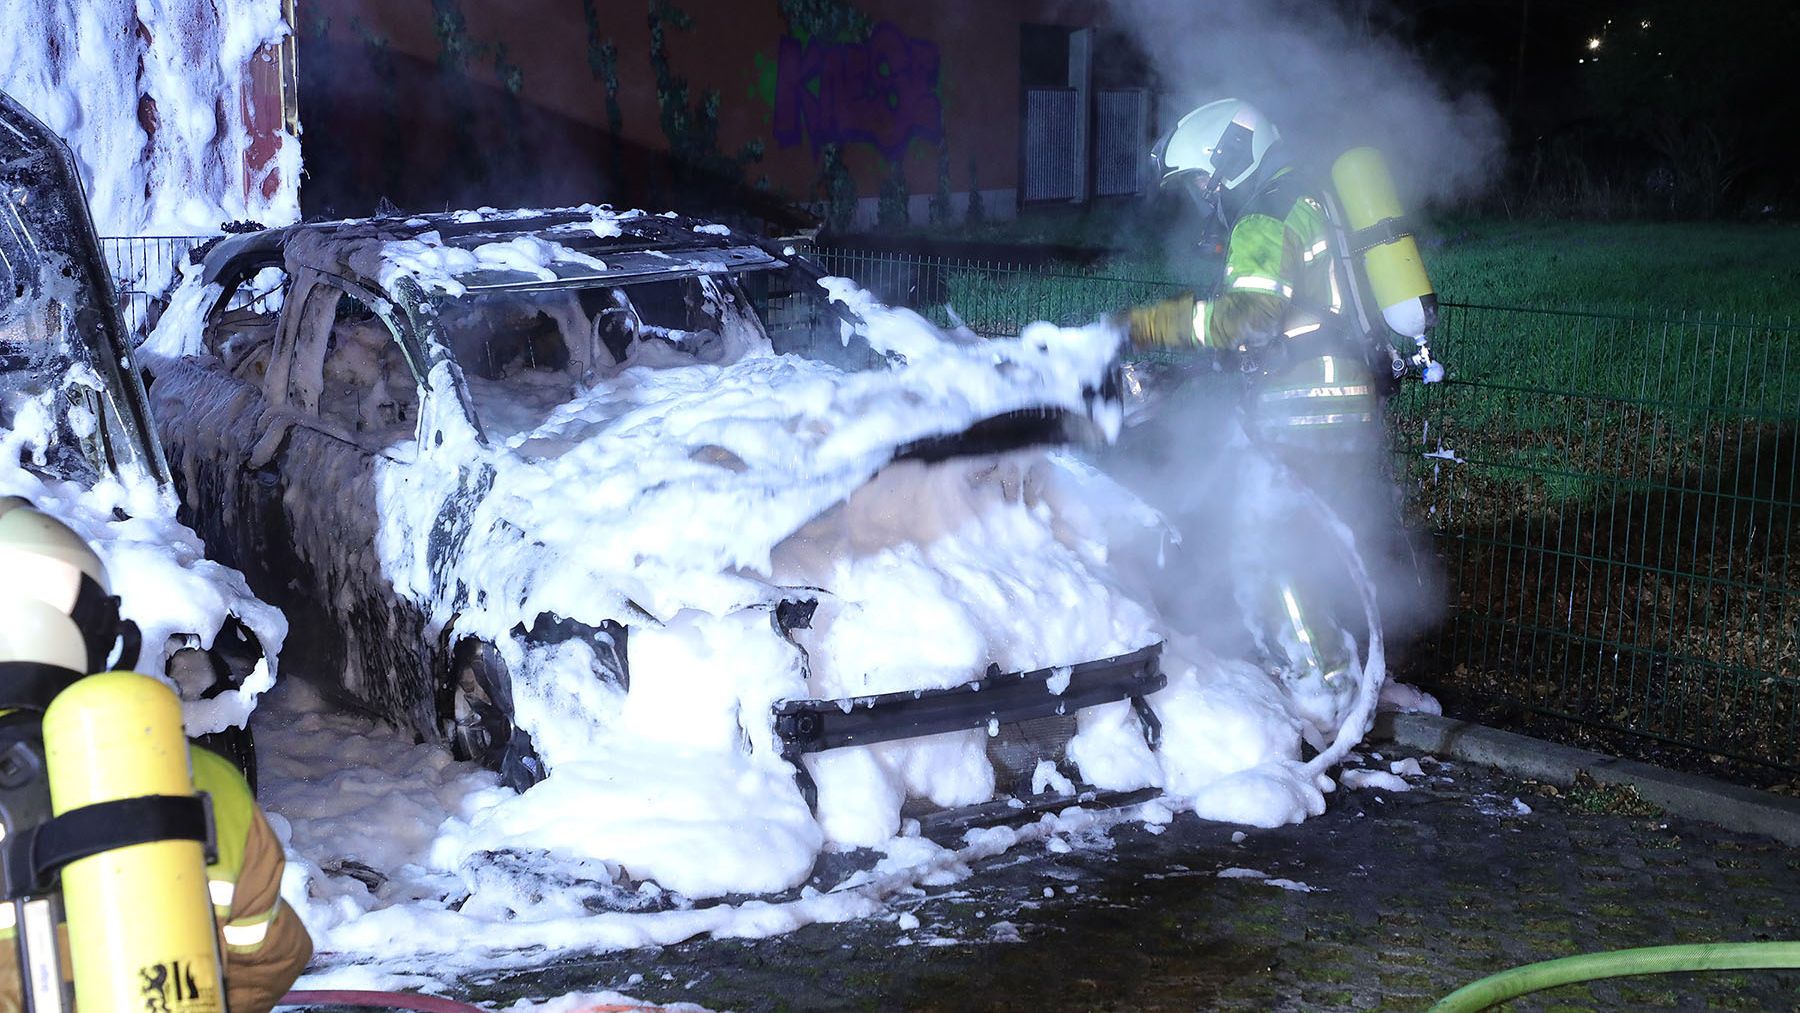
[{"left": 254, "top": 266, "right": 452, "bottom": 728}]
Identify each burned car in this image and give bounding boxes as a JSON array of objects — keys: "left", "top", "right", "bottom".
[
  {"left": 0, "top": 91, "right": 284, "bottom": 780},
  {"left": 140, "top": 206, "right": 1166, "bottom": 832}
]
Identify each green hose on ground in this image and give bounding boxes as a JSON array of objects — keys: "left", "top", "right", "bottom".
[{"left": 1429, "top": 941, "right": 1800, "bottom": 1012}]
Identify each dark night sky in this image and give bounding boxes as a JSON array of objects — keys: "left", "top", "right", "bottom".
[{"left": 1372, "top": 0, "right": 1798, "bottom": 211}]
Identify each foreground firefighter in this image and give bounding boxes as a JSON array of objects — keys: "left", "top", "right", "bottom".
[
  {"left": 1116, "top": 98, "right": 1439, "bottom": 736},
  {"left": 0, "top": 497, "right": 310, "bottom": 1013}
]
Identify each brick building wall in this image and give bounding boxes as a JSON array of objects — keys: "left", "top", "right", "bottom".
[{"left": 295, "top": 0, "right": 1138, "bottom": 230}]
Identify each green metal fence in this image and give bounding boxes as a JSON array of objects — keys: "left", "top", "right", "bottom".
[
  {"left": 813, "top": 247, "right": 1186, "bottom": 335},
  {"left": 1399, "top": 304, "right": 1800, "bottom": 772},
  {"left": 813, "top": 245, "right": 1800, "bottom": 773}
]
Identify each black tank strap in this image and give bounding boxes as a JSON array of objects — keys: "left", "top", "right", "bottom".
[
  {"left": 1347, "top": 216, "right": 1416, "bottom": 254},
  {"left": 0, "top": 662, "right": 84, "bottom": 712},
  {"left": 67, "top": 573, "right": 132, "bottom": 673},
  {"left": 5, "top": 794, "right": 217, "bottom": 898}
]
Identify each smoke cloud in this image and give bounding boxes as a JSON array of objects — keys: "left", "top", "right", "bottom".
[
  {"left": 1100, "top": 361, "right": 1443, "bottom": 654},
  {"left": 1106, "top": 0, "right": 1505, "bottom": 207}
]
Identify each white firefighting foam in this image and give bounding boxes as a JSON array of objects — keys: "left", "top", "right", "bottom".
[
  {"left": 0, "top": 0, "right": 299, "bottom": 237},
  {"left": 0, "top": 390, "right": 286, "bottom": 733},
  {"left": 176, "top": 264, "right": 1401, "bottom": 982}
]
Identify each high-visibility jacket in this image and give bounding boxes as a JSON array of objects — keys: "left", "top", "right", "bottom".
[
  {"left": 1125, "top": 168, "right": 1381, "bottom": 447},
  {"left": 0, "top": 745, "right": 313, "bottom": 1013}
]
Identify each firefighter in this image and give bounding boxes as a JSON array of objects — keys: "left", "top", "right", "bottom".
[
  {"left": 0, "top": 497, "right": 312, "bottom": 1013},
  {"left": 1116, "top": 99, "right": 1406, "bottom": 733},
  {"left": 1122, "top": 99, "right": 1394, "bottom": 440}
]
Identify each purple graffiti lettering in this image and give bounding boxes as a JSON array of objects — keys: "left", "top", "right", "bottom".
[{"left": 773, "top": 22, "right": 943, "bottom": 160}]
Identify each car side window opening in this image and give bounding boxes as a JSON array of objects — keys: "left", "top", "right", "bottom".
[
  {"left": 428, "top": 277, "right": 775, "bottom": 442},
  {"left": 206, "top": 265, "right": 288, "bottom": 385},
  {"left": 436, "top": 290, "right": 591, "bottom": 442},
  {"left": 444, "top": 302, "right": 573, "bottom": 382},
  {"left": 282, "top": 279, "right": 417, "bottom": 445},
  {"left": 740, "top": 267, "right": 838, "bottom": 359}
]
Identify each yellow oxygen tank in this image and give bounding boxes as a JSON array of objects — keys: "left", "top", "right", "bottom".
[
  {"left": 42, "top": 672, "right": 225, "bottom": 1013},
  {"left": 1330, "top": 147, "right": 1437, "bottom": 338}
]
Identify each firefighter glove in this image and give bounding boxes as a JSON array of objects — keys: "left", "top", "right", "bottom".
[{"left": 1121, "top": 293, "right": 1200, "bottom": 350}]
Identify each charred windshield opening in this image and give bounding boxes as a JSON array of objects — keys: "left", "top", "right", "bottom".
[{"left": 431, "top": 265, "right": 855, "bottom": 442}]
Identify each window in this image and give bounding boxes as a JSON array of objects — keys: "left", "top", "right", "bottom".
[
  {"left": 315, "top": 292, "right": 418, "bottom": 443},
  {"left": 281, "top": 277, "right": 418, "bottom": 447},
  {"left": 207, "top": 264, "right": 288, "bottom": 385},
  {"left": 0, "top": 292, "right": 104, "bottom": 482},
  {"left": 429, "top": 277, "right": 771, "bottom": 442}
]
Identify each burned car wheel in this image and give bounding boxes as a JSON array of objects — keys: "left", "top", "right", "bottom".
[{"left": 441, "top": 640, "right": 544, "bottom": 791}]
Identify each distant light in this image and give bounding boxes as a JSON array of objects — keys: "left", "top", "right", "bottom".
[
  {"left": 1578, "top": 58, "right": 1585, "bottom": 64},
  {"left": 1640, "top": 19, "right": 1652, "bottom": 29},
  {"left": 1587, "top": 37, "right": 1602, "bottom": 50}
]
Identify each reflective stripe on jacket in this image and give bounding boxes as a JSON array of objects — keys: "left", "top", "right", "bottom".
[
  {"left": 1202, "top": 170, "right": 1338, "bottom": 352},
  {"left": 1249, "top": 346, "right": 1380, "bottom": 446}
]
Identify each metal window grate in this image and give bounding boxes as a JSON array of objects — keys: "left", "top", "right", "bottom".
[
  {"left": 99, "top": 235, "right": 216, "bottom": 337},
  {"left": 1094, "top": 89, "right": 1149, "bottom": 197},
  {"left": 1022, "top": 88, "right": 1082, "bottom": 203}
]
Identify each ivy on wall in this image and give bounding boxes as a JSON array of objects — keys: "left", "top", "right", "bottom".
[
  {"left": 781, "top": 0, "right": 872, "bottom": 229},
  {"left": 580, "top": 0, "right": 626, "bottom": 192},
  {"left": 816, "top": 143, "right": 857, "bottom": 232},
  {"left": 929, "top": 144, "right": 953, "bottom": 226},
  {"left": 877, "top": 159, "right": 908, "bottom": 229},
  {"left": 967, "top": 154, "right": 985, "bottom": 223},
  {"left": 778, "top": 0, "right": 871, "bottom": 44},
  {"left": 429, "top": 0, "right": 528, "bottom": 191},
  {"left": 647, "top": 0, "right": 765, "bottom": 205}
]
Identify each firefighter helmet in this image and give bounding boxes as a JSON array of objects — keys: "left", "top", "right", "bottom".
[
  {"left": 0, "top": 496, "right": 122, "bottom": 682},
  {"left": 1151, "top": 99, "right": 1280, "bottom": 194}
]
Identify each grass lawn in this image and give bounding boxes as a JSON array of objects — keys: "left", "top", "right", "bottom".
[
  {"left": 1422, "top": 219, "right": 1800, "bottom": 318},
  {"left": 862, "top": 210, "right": 1800, "bottom": 318}
]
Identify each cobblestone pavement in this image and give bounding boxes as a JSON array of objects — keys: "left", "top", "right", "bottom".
[{"left": 474, "top": 751, "right": 1800, "bottom": 1012}]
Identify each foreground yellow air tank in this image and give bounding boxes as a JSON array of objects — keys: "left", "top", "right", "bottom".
[
  {"left": 1331, "top": 147, "right": 1437, "bottom": 338},
  {"left": 42, "top": 672, "right": 224, "bottom": 1013}
]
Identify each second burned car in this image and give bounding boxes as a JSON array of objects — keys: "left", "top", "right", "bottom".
[
  {"left": 1, "top": 90, "right": 284, "bottom": 782},
  {"left": 141, "top": 207, "right": 1168, "bottom": 827}
]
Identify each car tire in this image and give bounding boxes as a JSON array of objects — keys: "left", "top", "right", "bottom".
[{"left": 442, "top": 640, "right": 544, "bottom": 791}]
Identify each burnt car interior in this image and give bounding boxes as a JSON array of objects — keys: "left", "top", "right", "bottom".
[
  {"left": 318, "top": 294, "right": 417, "bottom": 439},
  {"left": 207, "top": 265, "right": 287, "bottom": 384},
  {"left": 442, "top": 276, "right": 742, "bottom": 377}
]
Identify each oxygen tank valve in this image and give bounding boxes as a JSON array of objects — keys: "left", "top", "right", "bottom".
[{"left": 1411, "top": 337, "right": 1444, "bottom": 383}]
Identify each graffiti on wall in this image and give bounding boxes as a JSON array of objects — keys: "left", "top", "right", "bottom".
[{"left": 772, "top": 21, "right": 942, "bottom": 161}]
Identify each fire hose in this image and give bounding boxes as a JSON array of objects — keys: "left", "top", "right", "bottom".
[
  {"left": 278, "top": 990, "right": 688, "bottom": 1013},
  {"left": 1429, "top": 941, "right": 1800, "bottom": 1012}
]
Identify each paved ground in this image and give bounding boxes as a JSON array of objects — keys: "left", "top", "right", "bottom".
[{"left": 468, "top": 750, "right": 1800, "bottom": 1012}]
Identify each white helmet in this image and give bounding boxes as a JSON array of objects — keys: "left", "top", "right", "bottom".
[
  {"left": 1151, "top": 99, "right": 1281, "bottom": 199},
  {"left": 0, "top": 496, "right": 127, "bottom": 692}
]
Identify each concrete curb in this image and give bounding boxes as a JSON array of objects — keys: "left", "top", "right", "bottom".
[{"left": 1370, "top": 712, "right": 1800, "bottom": 847}]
